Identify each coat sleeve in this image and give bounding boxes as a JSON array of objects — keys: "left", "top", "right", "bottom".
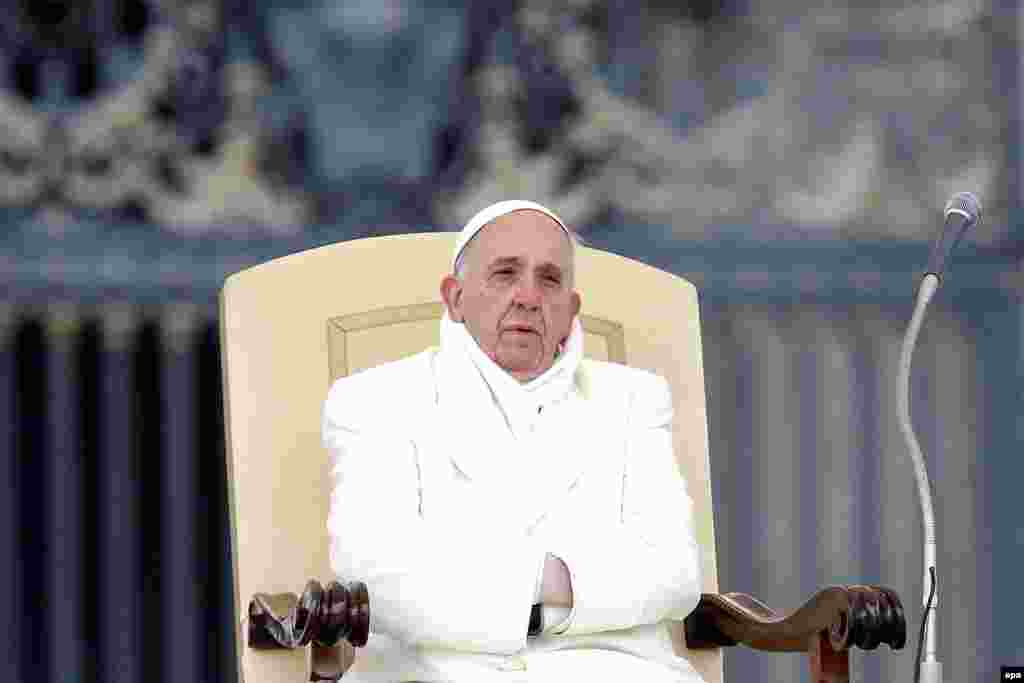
[
  {"left": 322, "top": 373, "right": 546, "bottom": 654},
  {"left": 552, "top": 370, "right": 703, "bottom": 636}
]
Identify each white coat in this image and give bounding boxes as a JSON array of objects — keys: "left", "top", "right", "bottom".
[{"left": 322, "top": 342, "right": 706, "bottom": 683}]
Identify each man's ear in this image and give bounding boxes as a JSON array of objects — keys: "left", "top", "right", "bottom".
[
  {"left": 440, "top": 275, "right": 464, "bottom": 322},
  {"left": 570, "top": 291, "right": 581, "bottom": 318}
]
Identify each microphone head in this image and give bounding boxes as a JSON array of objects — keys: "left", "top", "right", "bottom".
[
  {"left": 927, "top": 191, "right": 982, "bottom": 281},
  {"left": 943, "top": 191, "right": 982, "bottom": 226}
]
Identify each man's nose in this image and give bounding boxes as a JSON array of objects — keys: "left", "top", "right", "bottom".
[{"left": 512, "top": 279, "right": 542, "bottom": 308}]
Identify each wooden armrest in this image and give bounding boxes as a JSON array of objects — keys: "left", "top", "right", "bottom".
[
  {"left": 247, "top": 580, "right": 370, "bottom": 682},
  {"left": 683, "top": 585, "right": 906, "bottom": 653}
]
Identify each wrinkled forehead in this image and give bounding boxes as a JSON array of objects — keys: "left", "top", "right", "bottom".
[{"left": 476, "top": 209, "right": 569, "bottom": 249}]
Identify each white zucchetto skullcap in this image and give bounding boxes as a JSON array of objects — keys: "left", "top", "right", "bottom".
[{"left": 452, "top": 200, "right": 570, "bottom": 272}]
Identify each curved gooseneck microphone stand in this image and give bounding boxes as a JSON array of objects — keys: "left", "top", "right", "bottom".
[
  {"left": 898, "top": 191, "right": 981, "bottom": 683},
  {"left": 898, "top": 272, "right": 940, "bottom": 683}
]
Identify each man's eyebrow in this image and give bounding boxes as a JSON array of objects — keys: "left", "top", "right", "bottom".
[
  {"left": 487, "top": 256, "right": 523, "bottom": 269},
  {"left": 536, "top": 262, "right": 564, "bottom": 275},
  {"left": 486, "top": 257, "right": 565, "bottom": 275}
]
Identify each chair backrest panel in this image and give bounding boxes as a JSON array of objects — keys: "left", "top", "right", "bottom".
[
  {"left": 220, "top": 233, "right": 721, "bottom": 683},
  {"left": 328, "top": 302, "right": 624, "bottom": 380}
]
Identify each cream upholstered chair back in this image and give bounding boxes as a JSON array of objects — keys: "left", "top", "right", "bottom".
[{"left": 220, "top": 233, "right": 721, "bottom": 683}]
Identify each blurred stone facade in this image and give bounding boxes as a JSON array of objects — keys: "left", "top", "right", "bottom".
[
  {"left": 0, "top": 0, "right": 312, "bottom": 235},
  {"left": 0, "top": 0, "right": 1011, "bottom": 246},
  {"left": 441, "top": 0, "right": 1006, "bottom": 244}
]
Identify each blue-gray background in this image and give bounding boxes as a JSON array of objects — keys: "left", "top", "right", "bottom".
[{"left": 1, "top": 1, "right": 1021, "bottom": 681}]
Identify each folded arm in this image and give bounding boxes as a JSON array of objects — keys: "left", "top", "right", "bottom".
[
  {"left": 323, "top": 369, "right": 702, "bottom": 648},
  {"left": 549, "top": 372, "right": 702, "bottom": 636}
]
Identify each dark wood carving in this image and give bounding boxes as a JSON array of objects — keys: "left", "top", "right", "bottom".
[
  {"left": 246, "top": 580, "right": 901, "bottom": 682},
  {"left": 248, "top": 580, "right": 370, "bottom": 681},
  {"left": 683, "top": 585, "right": 904, "bottom": 683},
  {"left": 809, "top": 629, "right": 851, "bottom": 683}
]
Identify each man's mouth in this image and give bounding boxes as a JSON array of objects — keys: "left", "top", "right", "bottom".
[{"left": 504, "top": 324, "right": 539, "bottom": 334}]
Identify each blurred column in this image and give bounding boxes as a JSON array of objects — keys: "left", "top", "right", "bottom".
[
  {"left": 985, "top": 298, "right": 1023, "bottom": 674},
  {"left": 698, "top": 303, "right": 753, "bottom": 592},
  {"left": 0, "top": 304, "right": 19, "bottom": 681},
  {"left": 161, "top": 303, "right": 202, "bottom": 683},
  {"left": 844, "top": 303, "right": 888, "bottom": 683},
  {"left": 699, "top": 301, "right": 756, "bottom": 683},
  {"left": 195, "top": 315, "right": 237, "bottom": 683},
  {"left": 730, "top": 304, "right": 804, "bottom": 683},
  {"left": 98, "top": 305, "right": 142, "bottom": 683},
  {"left": 45, "top": 304, "right": 87, "bottom": 682},
  {"left": 921, "top": 311, "right": 982, "bottom": 683},
  {"left": 1008, "top": 300, "right": 1024, "bottom": 667},
  {"left": 804, "top": 310, "right": 862, "bottom": 585},
  {"left": 803, "top": 307, "right": 883, "bottom": 683}
]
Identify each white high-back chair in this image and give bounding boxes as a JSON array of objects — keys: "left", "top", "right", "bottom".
[{"left": 220, "top": 234, "right": 905, "bottom": 683}]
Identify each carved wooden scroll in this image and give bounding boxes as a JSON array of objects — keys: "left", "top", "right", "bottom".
[
  {"left": 684, "top": 585, "right": 905, "bottom": 683},
  {"left": 248, "top": 580, "right": 370, "bottom": 682}
]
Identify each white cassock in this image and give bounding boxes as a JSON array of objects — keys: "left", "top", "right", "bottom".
[
  {"left": 322, "top": 307, "right": 706, "bottom": 683},
  {"left": 322, "top": 198, "right": 703, "bottom": 683}
]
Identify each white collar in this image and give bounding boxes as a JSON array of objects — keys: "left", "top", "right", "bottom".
[{"left": 438, "top": 310, "right": 583, "bottom": 440}]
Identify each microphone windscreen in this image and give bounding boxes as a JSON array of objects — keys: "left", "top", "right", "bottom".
[
  {"left": 927, "top": 192, "right": 982, "bottom": 279},
  {"left": 943, "top": 191, "right": 982, "bottom": 224}
]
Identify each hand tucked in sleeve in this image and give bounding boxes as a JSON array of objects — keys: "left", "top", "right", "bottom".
[{"left": 547, "top": 371, "right": 702, "bottom": 636}]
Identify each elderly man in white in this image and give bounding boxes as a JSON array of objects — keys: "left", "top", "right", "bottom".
[{"left": 322, "top": 200, "right": 706, "bottom": 682}]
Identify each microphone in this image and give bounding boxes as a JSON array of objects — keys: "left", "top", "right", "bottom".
[
  {"left": 899, "top": 191, "right": 981, "bottom": 683},
  {"left": 925, "top": 191, "right": 982, "bottom": 280}
]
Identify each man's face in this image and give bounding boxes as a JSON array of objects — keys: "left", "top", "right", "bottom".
[{"left": 441, "top": 210, "right": 582, "bottom": 383}]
